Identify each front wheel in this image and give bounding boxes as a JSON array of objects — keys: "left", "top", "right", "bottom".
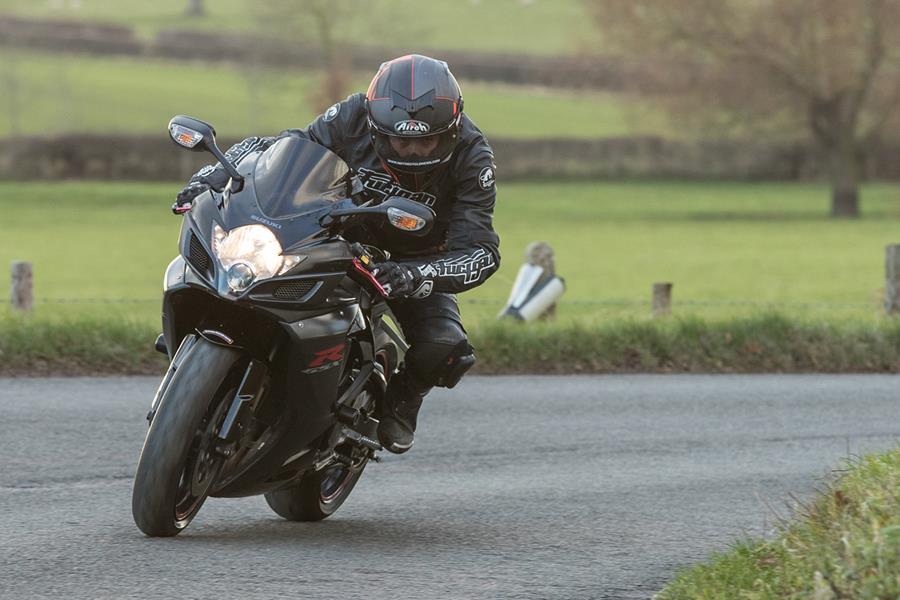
[{"left": 132, "top": 338, "right": 241, "bottom": 537}]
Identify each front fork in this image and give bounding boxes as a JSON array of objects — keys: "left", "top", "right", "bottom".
[{"left": 213, "top": 359, "right": 268, "bottom": 457}]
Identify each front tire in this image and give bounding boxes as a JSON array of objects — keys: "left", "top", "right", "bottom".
[{"left": 132, "top": 338, "right": 241, "bottom": 537}]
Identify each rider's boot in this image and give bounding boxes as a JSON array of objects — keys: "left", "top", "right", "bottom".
[{"left": 377, "top": 367, "right": 429, "bottom": 454}]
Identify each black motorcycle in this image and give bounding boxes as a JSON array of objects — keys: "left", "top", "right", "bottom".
[{"left": 131, "top": 116, "right": 435, "bottom": 537}]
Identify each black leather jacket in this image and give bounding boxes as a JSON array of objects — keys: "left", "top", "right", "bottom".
[{"left": 188, "top": 93, "right": 500, "bottom": 295}]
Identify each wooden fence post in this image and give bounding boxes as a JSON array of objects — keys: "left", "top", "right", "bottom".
[
  {"left": 886, "top": 245, "right": 900, "bottom": 314},
  {"left": 652, "top": 282, "right": 672, "bottom": 318},
  {"left": 11, "top": 261, "right": 33, "bottom": 312},
  {"left": 526, "top": 241, "right": 556, "bottom": 320},
  {"left": 185, "top": 0, "right": 206, "bottom": 16}
]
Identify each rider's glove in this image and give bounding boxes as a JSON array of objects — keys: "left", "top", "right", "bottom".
[
  {"left": 171, "top": 182, "right": 210, "bottom": 214},
  {"left": 373, "top": 261, "right": 433, "bottom": 300}
]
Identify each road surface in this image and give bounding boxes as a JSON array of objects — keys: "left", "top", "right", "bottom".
[{"left": 1, "top": 375, "right": 898, "bottom": 599}]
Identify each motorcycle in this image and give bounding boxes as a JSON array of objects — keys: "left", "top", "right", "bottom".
[{"left": 131, "top": 115, "right": 435, "bottom": 537}]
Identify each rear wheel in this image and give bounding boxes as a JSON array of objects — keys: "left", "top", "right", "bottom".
[
  {"left": 264, "top": 457, "right": 368, "bottom": 521},
  {"left": 132, "top": 338, "right": 241, "bottom": 537}
]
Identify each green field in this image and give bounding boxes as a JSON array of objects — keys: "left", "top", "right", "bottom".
[
  {"left": 3, "top": 180, "right": 900, "bottom": 327},
  {"left": 0, "top": 0, "right": 597, "bottom": 56},
  {"left": 0, "top": 50, "right": 663, "bottom": 139}
]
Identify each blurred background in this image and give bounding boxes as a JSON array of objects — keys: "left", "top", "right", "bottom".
[{"left": 3, "top": 0, "right": 900, "bottom": 328}]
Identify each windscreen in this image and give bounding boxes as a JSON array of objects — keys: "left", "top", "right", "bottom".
[{"left": 252, "top": 136, "right": 350, "bottom": 220}]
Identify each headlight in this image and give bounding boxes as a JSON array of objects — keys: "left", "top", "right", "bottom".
[{"left": 212, "top": 224, "right": 304, "bottom": 291}]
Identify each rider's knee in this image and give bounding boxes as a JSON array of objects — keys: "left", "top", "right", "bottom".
[{"left": 405, "top": 319, "right": 476, "bottom": 389}]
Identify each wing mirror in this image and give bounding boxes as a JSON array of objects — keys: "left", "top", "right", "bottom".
[
  {"left": 167, "top": 115, "right": 243, "bottom": 184},
  {"left": 326, "top": 197, "right": 435, "bottom": 236}
]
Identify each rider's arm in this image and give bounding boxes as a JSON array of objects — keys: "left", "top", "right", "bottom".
[
  {"left": 400, "top": 143, "right": 501, "bottom": 296},
  {"left": 185, "top": 136, "right": 280, "bottom": 191}
]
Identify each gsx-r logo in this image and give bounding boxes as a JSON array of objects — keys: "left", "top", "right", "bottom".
[{"left": 394, "top": 120, "right": 430, "bottom": 135}]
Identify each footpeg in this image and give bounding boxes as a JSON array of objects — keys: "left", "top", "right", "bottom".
[{"left": 342, "top": 427, "right": 383, "bottom": 453}]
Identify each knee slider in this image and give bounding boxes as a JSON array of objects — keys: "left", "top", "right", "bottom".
[{"left": 440, "top": 339, "right": 476, "bottom": 389}]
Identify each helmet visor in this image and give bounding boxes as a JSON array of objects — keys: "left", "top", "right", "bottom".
[
  {"left": 372, "top": 129, "right": 457, "bottom": 174},
  {"left": 389, "top": 135, "right": 442, "bottom": 157}
]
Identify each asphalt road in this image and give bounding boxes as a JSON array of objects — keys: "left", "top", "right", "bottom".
[{"left": 1, "top": 375, "right": 899, "bottom": 600}]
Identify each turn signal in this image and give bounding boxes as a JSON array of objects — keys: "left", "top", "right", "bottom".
[
  {"left": 387, "top": 207, "right": 425, "bottom": 232},
  {"left": 169, "top": 123, "right": 204, "bottom": 148}
]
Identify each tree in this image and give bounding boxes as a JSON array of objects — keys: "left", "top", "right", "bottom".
[
  {"left": 1, "top": 47, "right": 22, "bottom": 136},
  {"left": 255, "top": 0, "right": 380, "bottom": 114},
  {"left": 586, "top": 0, "right": 900, "bottom": 217}
]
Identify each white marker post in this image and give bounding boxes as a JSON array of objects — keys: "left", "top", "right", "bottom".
[{"left": 498, "top": 242, "right": 565, "bottom": 321}]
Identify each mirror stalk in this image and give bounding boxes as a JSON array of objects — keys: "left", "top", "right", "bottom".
[{"left": 208, "top": 144, "right": 244, "bottom": 183}]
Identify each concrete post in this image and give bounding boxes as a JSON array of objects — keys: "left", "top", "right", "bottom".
[{"left": 526, "top": 241, "right": 556, "bottom": 319}]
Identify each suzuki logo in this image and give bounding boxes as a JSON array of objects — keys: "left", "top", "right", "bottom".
[{"left": 250, "top": 214, "right": 282, "bottom": 230}]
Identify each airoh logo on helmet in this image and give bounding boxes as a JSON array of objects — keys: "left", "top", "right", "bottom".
[{"left": 394, "top": 120, "right": 430, "bottom": 135}]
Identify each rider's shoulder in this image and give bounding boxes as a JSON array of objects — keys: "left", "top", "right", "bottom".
[
  {"left": 322, "top": 93, "right": 368, "bottom": 135},
  {"left": 455, "top": 114, "right": 494, "bottom": 162},
  {"left": 325, "top": 93, "right": 367, "bottom": 124}
]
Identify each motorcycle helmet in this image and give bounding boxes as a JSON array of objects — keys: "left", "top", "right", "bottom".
[{"left": 365, "top": 54, "right": 464, "bottom": 175}]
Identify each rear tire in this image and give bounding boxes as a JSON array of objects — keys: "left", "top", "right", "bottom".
[
  {"left": 132, "top": 338, "right": 241, "bottom": 537},
  {"left": 264, "top": 462, "right": 367, "bottom": 521}
]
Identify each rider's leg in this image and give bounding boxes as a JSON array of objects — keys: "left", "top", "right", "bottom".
[{"left": 377, "top": 293, "right": 476, "bottom": 453}]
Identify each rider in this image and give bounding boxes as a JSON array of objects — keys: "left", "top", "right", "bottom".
[{"left": 173, "top": 55, "right": 500, "bottom": 454}]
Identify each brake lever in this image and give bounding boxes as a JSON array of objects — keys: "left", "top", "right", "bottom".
[
  {"left": 349, "top": 243, "right": 387, "bottom": 298},
  {"left": 351, "top": 258, "right": 387, "bottom": 298}
]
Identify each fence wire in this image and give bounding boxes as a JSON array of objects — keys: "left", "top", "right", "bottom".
[{"left": 1, "top": 297, "right": 879, "bottom": 309}]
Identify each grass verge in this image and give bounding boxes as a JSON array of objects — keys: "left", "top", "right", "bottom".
[
  {"left": 656, "top": 447, "right": 900, "bottom": 599},
  {"left": 5, "top": 312, "right": 900, "bottom": 377},
  {"left": 0, "top": 314, "right": 167, "bottom": 376},
  {"left": 474, "top": 314, "right": 900, "bottom": 374}
]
